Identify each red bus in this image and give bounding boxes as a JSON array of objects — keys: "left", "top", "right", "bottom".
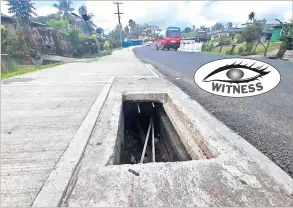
[{"left": 156, "top": 27, "right": 181, "bottom": 51}]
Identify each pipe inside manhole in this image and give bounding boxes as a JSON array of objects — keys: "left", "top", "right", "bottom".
[{"left": 118, "top": 101, "right": 192, "bottom": 165}]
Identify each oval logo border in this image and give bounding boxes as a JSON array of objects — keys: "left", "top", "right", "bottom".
[{"left": 193, "top": 58, "right": 281, "bottom": 98}]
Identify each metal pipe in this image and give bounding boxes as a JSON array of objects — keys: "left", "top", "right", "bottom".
[
  {"left": 152, "top": 102, "right": 155, "bottom": 108},
  {"left": 140, "top": 118, "right": 152, "bottom": 163},
  {"left": 151, "top": 119, "right": 155, "bottom": 162},
  {"left": 137, "top": 103, "right": 140, "bottom": 114}
]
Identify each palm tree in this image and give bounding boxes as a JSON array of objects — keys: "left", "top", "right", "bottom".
[
  {"left": 7, "top": 0, "right": 37, "bottom": 27},
  {"left": 227, "top": 22, "right": 233, "bottom": 28},
  {"left": 129, "top": 19, "right": 136, "bottom": 29},
  {"left": 53, "top": 0, "right": 74, "bottom": 19},
  {"left": 78, "top": 5, "right": 87, "bottom": 16},
  {"left": 248, "top": 12, "right": 255, "bottom": 23}
]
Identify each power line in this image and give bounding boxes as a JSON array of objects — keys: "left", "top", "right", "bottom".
[{"left": 113, "top": 2, "right": 123, "bottom": 47}]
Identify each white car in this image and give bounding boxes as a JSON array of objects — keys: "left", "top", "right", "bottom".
[{"left": 146, "top": 41, "right": 152, "bottom": 46}]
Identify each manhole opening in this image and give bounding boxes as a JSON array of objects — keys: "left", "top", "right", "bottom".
[{"left": 117, "top": 101, "right": 192, "bottom": 165}]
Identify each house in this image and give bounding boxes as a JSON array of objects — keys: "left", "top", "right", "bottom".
[
  {"left": 271, "top": 25, "right": 282, "bottom": 42},
  {"left": 207, "top": 28, "right": 243, "bottom": 40},
  {"left": 260, "top": 29, "right": 273, "bottom": 43}
]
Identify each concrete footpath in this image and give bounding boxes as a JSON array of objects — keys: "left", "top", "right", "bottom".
[{"left": 1, "top": 48, "right": 292, "bottom": 207}]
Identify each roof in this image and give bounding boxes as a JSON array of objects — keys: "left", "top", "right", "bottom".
[
  {"left": 261, "top": 29, "right": 273, "bottom": 35},
  {"left": 1, "top": 15, "right": 45, "bottom": 27},
  {"left": 207, "top": 28, "right": 243, "bottom": 36},
  {"left": 1, "top": 15, "right": 13, "bottom": 21}
]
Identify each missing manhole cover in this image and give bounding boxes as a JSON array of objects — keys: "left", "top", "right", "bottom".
[{"left": 118, "top": 101, "right": 192, "bottom": 165}]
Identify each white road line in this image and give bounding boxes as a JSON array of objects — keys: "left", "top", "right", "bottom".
[{"left": 31, "top": 77, "right": 114, "bottom": 207}]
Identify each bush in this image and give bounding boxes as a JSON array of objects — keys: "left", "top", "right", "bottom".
[
  {"left": 238, "top": 47, "right": 244, "bottom": 54},
  {"left": 236, "top": 35, "right": 245, "bottom": 43},
  {"left": 244, "top": 44, "right": 253, "bottom": 53},
  {"left": 225, "top": 49, "right": 232, "bottom": 55},
  {"left": 11, "top": 59, "right": 20, "bottom": 72}
]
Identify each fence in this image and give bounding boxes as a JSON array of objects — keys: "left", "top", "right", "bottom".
[
  {"left": 122, "top": 41, "right": 143, "bottom": 48},
  {"left": 178, "top": 40, "right": 203, "bottom": 52}
]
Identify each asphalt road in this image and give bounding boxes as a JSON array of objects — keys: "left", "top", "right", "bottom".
[{"left": 134, "top": 45, "right": 293, "bottom": 178}]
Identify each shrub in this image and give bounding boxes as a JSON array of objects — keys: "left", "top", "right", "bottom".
[
  {"left": 225, "top": 49, "right": 232, "bottom": 55},
  {"left": 238, "top": 46, "right": 244, "bottom": 54},
  {"left": 11, "top": 59, "right": 20, "bottom": 72},
  {"left": 236, "top": 35, "right": 245, "bottom": 43}
]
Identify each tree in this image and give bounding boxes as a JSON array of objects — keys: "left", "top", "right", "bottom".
[
  {"left": 32, "top": 14, "right": 60, "bottom": 24},
  {"left": 218, "top": 36, "right": 232, "bottom": 52},
  {"left": 276, "top": 19, "right": 293, "bottom": 58},
  {"left": 96, "top": 27, "right": 104, "bottom": 35},
  {"left": 241, "top": 19, "right": 264, "bottom": 53},
  {"left": 124, "top": 26, "right": 130, "bottom": 38},
  {"left": 72, "top": 7, "right": 96, "bottom": 34},
  {"left": 248, "top": 12, "right": 256, "bottom": 23},
  {"left": 193, "top": 25, "right": 195, "bottom": 32},
  {"left": 212, "top": 22, "right": 224, "bottom": 30},
  {"left": 128, "top": 19, "right": 143, "bottom": 39},
  {"left": 108, "top": 25, "right": 126, "bottom": 48},
  {"left": 129, "top": 19, "right": 136, "bottom": 30},
  {"left": 227, "top": 22, "right": 233, "bottom": 28},
  {"left": 53, "top": 0, "right": 74, "bottom": 19},
  {"left": 7, "top": 0, "right": 37, "bottom": 27},
  {"left": 124, "top": 26, "right": 130, "bottom": 33},
  {"left": 183, "top": 27, "right": 192, "bottom": 33},
  {"left": 78, "top": 5, "right": 87, "bottom": 16}
]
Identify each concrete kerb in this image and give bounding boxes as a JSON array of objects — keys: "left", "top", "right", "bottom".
[
  {"left": 136, "top": 56, "right": 293, "bottom": 193},
  {"left": 31, "top": 77, "right": 115, "bottom": 207}
]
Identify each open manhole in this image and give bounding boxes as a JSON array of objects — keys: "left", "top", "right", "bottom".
[{"left": 117, "top": 101, "right": 192, "bottom": 165}]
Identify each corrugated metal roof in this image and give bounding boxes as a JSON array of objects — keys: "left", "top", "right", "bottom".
[{"left": 207, "top": 28, "right": 243, "bottom": 36}]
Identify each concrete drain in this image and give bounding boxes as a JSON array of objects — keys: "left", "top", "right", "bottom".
[{"left": 118, "top": 101, "right": 192, "bottom": 164}]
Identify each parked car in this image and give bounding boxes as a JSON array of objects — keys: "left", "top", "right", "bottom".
[{"left": 156, "top": 27, "right": 181, "bottom": 50}]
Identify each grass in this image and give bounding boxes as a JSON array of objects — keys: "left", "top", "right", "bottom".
[
  {"left": 181, "top": 32, "right": 199, "bottom": 38},
  {"left": 1, "top": 62, "right": 64, "bottom": 80},
  {"left": 207, "top": 42, "right": 282, "bottom": 55},
  {"left": 81, "top": 49, "right": 117, "bottom": 59}
]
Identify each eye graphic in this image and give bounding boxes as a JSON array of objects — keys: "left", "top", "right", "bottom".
[{"left": 203, "top": 62, "right": 271, "bottom": 83}]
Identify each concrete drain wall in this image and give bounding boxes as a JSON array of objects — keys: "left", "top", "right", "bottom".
[{"left": 113, "top": 93, "right": 214, "bottom": 165}]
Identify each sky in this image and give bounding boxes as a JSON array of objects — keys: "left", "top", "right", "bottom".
[{"left": 1, "top": 1, "right": 292, "bottom": 33}]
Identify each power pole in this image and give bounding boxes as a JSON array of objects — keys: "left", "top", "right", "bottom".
[{"left": 113, "top": 2, "right": 123, "bottom": 47}]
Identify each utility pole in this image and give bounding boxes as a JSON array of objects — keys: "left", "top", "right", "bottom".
[{"left": 113, "top": 2, "right": 123, "bottom": 47}]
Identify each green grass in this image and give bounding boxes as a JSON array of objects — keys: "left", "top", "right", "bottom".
[
  {"left": 181, "top": 32, "right": 199, "bottom": 38},
  {"left": 254, "top": 42, "right": 282, "bottom": 54},
  {"left": 207, "top": 42, "right": 282, "bottom": 55},
  {"left": 1, "top": 62, "right": 64, "bottom": 80}
]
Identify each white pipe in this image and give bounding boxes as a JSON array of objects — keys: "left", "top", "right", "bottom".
[
  {"left": 137, "top": 103, "right": 140, "bottom": 114},
  {"left": 140, "top": 118, "right": 152, "bottom": 163},
  {"left": 151, "top": 119, "right": 155, "bottom": 162}
]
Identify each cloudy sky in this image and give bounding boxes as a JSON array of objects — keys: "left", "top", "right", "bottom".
[{"left": 1, "top": 1, "right": 292, "bottom": 33}]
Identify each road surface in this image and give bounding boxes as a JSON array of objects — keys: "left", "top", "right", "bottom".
[{"left": 134, "top": 46, "right": 293, "bottom": 178}]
